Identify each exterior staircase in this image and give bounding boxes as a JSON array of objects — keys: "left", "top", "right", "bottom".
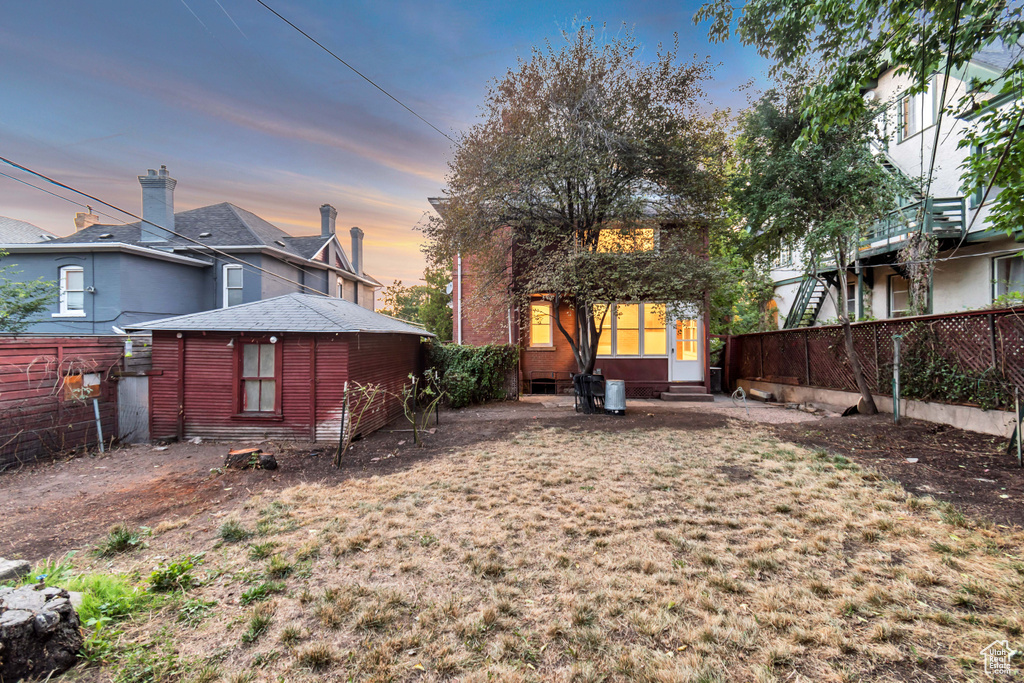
[
  {"left": 783, "top": 275, "right": 833, "bottom": 329},
  {"left": 659, "top": 383, "right": 713, "bottom": 402}
]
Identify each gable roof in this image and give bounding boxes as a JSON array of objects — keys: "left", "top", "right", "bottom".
[
  {"left": 128, "top": 292, "right": 432, "bottom": 336},
  {"left": 282, "top": 235, "right": 332, "bottom": 260},
  {"left": 0, "top": 216, "right": 56, "bottom": 243}
]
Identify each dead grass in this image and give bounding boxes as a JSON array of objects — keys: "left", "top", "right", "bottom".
[{"left": 67, "top": 422, "right": 1024, "bottom": 681}]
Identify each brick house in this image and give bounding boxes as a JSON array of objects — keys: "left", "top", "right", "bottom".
[{"left": 431, "top": 198, "right": 712, "bottom": 401}]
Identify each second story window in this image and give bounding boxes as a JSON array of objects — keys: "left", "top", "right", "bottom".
[
  {"left": 336, "top": 277, "right": 344, "bottom": 298},
  {"left": 223, "top": 264, "right": 243, "bottom": 307},
  {"left": 57, "top": 265, "right": 85, "bottom": 317}
]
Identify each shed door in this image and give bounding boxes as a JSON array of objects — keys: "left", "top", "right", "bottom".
[{"left": 118, "top": 376, "right": 150, "bottom": 443}]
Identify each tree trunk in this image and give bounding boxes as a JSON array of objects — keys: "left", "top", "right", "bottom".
[
  {"left": 834, "top": 244, "right": 877, "bottom": 414},
  {"left": 551, "top": 294, "right": 601, "bottom": 375}
]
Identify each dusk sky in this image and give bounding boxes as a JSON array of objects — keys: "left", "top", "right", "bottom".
[{"left": 0, "top": 1, "right": 767, "bottom": 294}]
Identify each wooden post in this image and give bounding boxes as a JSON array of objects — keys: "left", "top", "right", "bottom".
[
  {"left": 804, "top": 332, "right": 811, "bottom": 386},
  {"left": 759, "top": 335, "right": 764, "bottom": 379},
  {"left": 872, "top": 325, "right": 880, "bottom": 389}
]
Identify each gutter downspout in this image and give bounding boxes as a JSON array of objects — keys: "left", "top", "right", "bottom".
[{"left": 457, "top": 253, "right": 463, "bottom": 345}]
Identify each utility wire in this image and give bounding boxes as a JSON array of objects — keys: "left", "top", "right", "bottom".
[
  {"left": 253, "top": 0, "right": 455, "bottom": 143},
  {"left": 0, "top": 156, "right": 332, "bottom": 297}
]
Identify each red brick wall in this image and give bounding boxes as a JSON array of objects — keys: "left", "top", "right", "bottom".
[
  {"left": 520, "top": 300, "right": 579, "bottom": 388},
  {"left": 453, "top": 254, "right": 511, "bottom": 346},
  {"left": 0, "top": 336, "right": 122, "bottom": 467}
]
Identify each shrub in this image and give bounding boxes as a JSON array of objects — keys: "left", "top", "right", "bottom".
[
  {"left": 149, "top": 555, "right": 202, "bottom": 592},
  {"left": 219, "top": 519, "right": 253, "bottom": 543},
  {"left": 426, "top": 342, "right": 518, "bottom": 408},
  {"left": 95, "top": 523, "right": 148, "bottom": 557}
]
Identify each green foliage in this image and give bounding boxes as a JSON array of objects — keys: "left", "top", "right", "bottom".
[
  {"left": 219, "top": 519, "right": 253, "bottom": 543},
  {"left": 420, "top": 264, "right": 453, "bottom": 341},
  {"left": 708, "top": 232, "right": 777, "bottom": 335},
  {"left": 883, "top": 325, "right": 1012, "bottom": 411},
  {"left": 95, "top": 523, "right": 149, "bottom": 557},
  {"left": 177, "top": 598, "right": 217, "bottom": 627},
  {"left": 241, "top": 604, "right": 274, "bottom": 644},
  {"left": 149, "top": 555, "right": 202, "bottom": 593},
  {"left": 378, "top": 279, "right": 428, "bottom": 322},
  {"left": 113, "top": 642, "right": 190, "bottom": 683},
  {"left": 424, "top": 24, "right": 730, "bottom": 373},
  {"left": 0, "top": 249, "right": 56, "bottom": 334},
  {"left": 695, "top": 0, "right": 1024, "bottom": 239},
  {"left": 240, "top": 581, "right": 285, "bottom": 605},
  {"left": 426, "top": 342, "right": 518, "bottom": 408}
]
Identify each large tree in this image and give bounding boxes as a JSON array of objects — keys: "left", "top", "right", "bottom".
[
  {"left": 424, "top": 25, "right": 730, "bottom": 373},
  {"left": 731, "top": 76, "right": 909, "bottom": 413},
  {"left": 377, "top": 265, "right": 453, "bottom": 340},
  {"left": 696, "top": 0, "right": 1024, "bottom": 236},
  {"left": 0, "top": 251, "right": 55, "bottom": 335}
]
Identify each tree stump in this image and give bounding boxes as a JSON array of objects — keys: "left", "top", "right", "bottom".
[{"left": 0, "top": 585, "right": 82, "bottom": 679}]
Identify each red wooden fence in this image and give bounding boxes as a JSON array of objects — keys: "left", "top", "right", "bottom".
[
  {"left": 0, "top": 336, "right": 123, "bottom": 469},
  {"left": 725, "top": 307, "right": 1024, "bottom": 403}
]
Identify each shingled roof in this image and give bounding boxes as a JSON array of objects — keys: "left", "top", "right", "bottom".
[
  {"left": 0, "top": 216, "right": 56, "bottom": 243},
  {"left": 129, "top": 293, "right": 432, "bottom": 336}
]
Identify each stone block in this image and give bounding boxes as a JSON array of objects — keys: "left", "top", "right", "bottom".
[{"left": 0, "top": 559, "right": 31, "bottom": 583}]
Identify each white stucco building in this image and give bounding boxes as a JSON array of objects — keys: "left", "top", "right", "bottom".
[{"left": 771, "top": 43, "right": 1020, "bottom": 327}]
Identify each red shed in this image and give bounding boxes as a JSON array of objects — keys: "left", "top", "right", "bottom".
[{"left": 130, "top": 293, "right": 432, "bottom": 442}]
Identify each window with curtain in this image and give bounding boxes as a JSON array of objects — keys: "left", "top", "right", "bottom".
[
  {"left": 530, "top": 301, "right": 552, "bottom": 347},
  {"left": 58, "top": 265, "right": 85, "bottom": 315},
  {"left": 241, "top": 343, "right": 277, "bottom": 412}
]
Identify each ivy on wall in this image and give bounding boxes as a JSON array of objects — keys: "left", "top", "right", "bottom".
[{"left": 426, "top": 343, "right": 519, "bottom": 409}]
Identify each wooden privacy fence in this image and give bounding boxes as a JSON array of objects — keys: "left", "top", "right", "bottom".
[
  {"left": 725, "top": 307, "right": 1024, "bottom": 407},
  {"left": 0, "top": 336, "right": 125, "bottom": 469}
]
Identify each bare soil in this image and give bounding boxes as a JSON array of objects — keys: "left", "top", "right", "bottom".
[{"left": 772, "top": 413, "right": 1024, "bottom": 527}]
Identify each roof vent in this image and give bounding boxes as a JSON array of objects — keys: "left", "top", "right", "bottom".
[
  {"left": 275, "top": 240, "right": 286, "bottom": 247},
  {"left": 199, "top": 232, "right": 212, "bottom": 238},
  {"left": 99, "top": 233, "right": 113, "bottom": 239}
]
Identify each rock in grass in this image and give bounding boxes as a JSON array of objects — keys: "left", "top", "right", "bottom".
[
  {"left": 0, "top": 585, "right": 82, "bottom": 680},
  {"left": 0, "top": 559, "right": 30, "bottom": 583}
]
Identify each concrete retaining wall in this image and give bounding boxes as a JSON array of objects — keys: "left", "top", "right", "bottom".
[{"left": 737, "top": 379, "right": 1017, "bottom": 438}]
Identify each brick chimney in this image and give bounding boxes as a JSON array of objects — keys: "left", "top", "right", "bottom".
[
  {"left": 320, "top": 204, "right": 337, "bottom": 238},
  {"left": 74, "top": 206, "right": 99, "bottom": 231},
  {"left": 350, "top": 226, "right": 364, "bottom": 276},
  {"left": 138, "top": 165, "right": 176, "bottom": 242}
]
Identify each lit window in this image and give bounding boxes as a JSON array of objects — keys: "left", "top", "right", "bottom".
[
  {"left": 223, "top": 264, "right": 243, "bottom": 307},
  {"left": 57, "top": 265, "right": 85, "bottom": 316},
  {"left": 994, "top": 255, "right": 1024, "bottom": 301},
  {"left": 676, "top": 320, "right": 699, "bottom": 361},
  {"left": 241, "top": 343, "right": 277, "bottom": 412},
  {"left": 643, "top": 304, "right": 667, "bottom": 355},
  {"left": 889, "top": 275, "right": 910, "bottom": 317},
  {"left": 594, "top": 304, "right": 612, "bottom": 356},
  {"left": 530, "top": 301, "right": 552, "bottom": 347},
  {"left": 616, "top": 304, "right": 640, "bottom": 355},
  {"left": 337, "top": 277, "right": 344, "bottom": 298},
  {"left": 596, "top": 228, "right": 655, "bottom": 253}
]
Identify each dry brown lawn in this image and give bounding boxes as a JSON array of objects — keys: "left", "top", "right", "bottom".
[{"left": 64, "top": 422, "right": 1024, "bottom": 682}]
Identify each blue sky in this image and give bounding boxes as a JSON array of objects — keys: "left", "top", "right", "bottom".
[{"left": 0, "top": 1, "right": 767, "bottom": 289}]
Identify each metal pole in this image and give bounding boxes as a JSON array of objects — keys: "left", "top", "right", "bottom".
[
  {"left": 893, "top": 335, "right": 902, "bottom": 424},
  {"left": 92, "top": 397, "right": 105, "bottom": 454}
]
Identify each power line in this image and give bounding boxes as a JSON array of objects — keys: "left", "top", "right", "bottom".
[
  {"left": 0, "top": 170, "right": 130, "bottom": 225},
  {"left": 253, "top": 0, "right": 455, "bottom": 144},
  {"left": 0, "top": 156, "right": 332, "bottom": 297}
]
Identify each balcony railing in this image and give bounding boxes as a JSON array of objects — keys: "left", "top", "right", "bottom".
[{"left": 859, "top": 197, "right": 966, "bottom": 256}]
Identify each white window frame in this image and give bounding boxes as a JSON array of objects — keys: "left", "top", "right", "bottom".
[
  {"left": 529, "top": 300, "right": 553, "bottom": 347},
  {"left": 336, "top": 277, "right": 344, "bottom": 298},
  {"left": 888, "top": 274, "right": 911, "bottom": 318},
  {"left": 223, "top": 264, "right": 243, "bottom": 308},
  {"left": 53, "top": 265, "right": 86, "bottom": 317},
  {"left": 595, "top": 302, "right": 669, "bottom": 358},
  {"left": 993, "top": 254, "right": 1024, "bottom": 301}
]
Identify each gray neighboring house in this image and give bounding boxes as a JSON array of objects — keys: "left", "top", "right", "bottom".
[
  {"left": 0, "top": 215, "right": 57, "bottom": 243},
  {"left": 0, "top": 166, "right": 381, "bottom": 334}
]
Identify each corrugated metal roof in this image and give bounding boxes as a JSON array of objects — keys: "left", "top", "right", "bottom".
[{"left": 129, "top": 293, "right": 434, "bottom": 336}]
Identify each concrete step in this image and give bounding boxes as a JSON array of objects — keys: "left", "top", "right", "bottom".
[
  {"left": 660, "top": 392, "right": 714, "bottom": 402},
  {"left": 665, "top": 385, "right": 707, "bottom": 394}
]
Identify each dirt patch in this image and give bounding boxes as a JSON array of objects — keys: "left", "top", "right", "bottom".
[
  {"left": 772, "top": 413, "right": 1024, "bottom": 527},
  {"left": 0, "top": 401, "right": 729, "bottom": 560},
  {"left": 716, "top": 464, "right": 754, "bottom": 482}
]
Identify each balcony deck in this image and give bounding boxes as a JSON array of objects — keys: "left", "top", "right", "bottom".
[{"left": 858, "top": 197, "right": 965, "bottom": 257}]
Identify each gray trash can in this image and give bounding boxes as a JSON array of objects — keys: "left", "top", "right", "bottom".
[{"left": 604, "top": 379, "right": 626, "bottom": 415}]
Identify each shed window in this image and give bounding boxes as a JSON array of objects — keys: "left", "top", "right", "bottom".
[
  {"left": 58, "top": 265, "right": 85, "bottom": 316},
  {"left": 223, "top": 264, "right": 243, "bottom": 307},
  {"left": 530, "top": 301, "right": 553, "bottom": 347},
  {"left": 241, "top": 343, "right": 277, "bottom": 412}
]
